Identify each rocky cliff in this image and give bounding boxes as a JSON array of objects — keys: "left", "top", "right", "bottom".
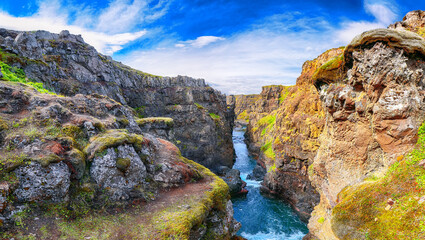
[
  {"left": 236, "top": 10, "right": 425, "bottom": 239},
  {"left": 0, "top": 75, "right": 240, "bottom": 239},
  {"left": 0, "top": 29, "right": 234, "bottom": 171},
  {"left": 0, "top": 28, "right": 241, "bottom": 239},
  {"left": 307, "top": 20, "right": 425, "bottom": 240}
]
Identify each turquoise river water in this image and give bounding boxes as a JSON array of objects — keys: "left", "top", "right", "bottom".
[{"left": 231, "top": 128, "right": 308, "bottom": 240}]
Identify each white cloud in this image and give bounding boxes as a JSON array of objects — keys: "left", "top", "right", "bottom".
[
  {"left": 365, "top": 3, "right": 397, "bottom": 25},
  {"left": 121, "top": 25, "right": 335, "bottom": 94},
  {"left": 335, "top": 2, "right": 397, "bottom": 44},
  {"left": 0, "top": 0, "right": 173, "bottom": 54},
  {"left": 176, "top": 36, "right": 225, "bottom": 48}
]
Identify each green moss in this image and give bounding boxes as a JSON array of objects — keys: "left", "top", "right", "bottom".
[
  {"left": 62, "top": 124, "right": 88, "bottom": 149},
  {"left": 133, "top": 106, "right": 146, "bottom": 118},
  {"left": 136, "top": 117, "right": 174, "bottom": 127},
  {"left": 194, "top": 103, "right": 205, "bottom": 109},
  {"left": 279, "top": 86, "right": 291, "bottom": 104},
  {"left": 84, "top": 130, "right": 145, "bottom": 160},
  {"left": 36, "top": 154, "right": 63, "bottom": 167},
  {"left": 0, "top": 153, "right": 29, "bottom": 173},
  {"left": 152, "top": 157, "right": 229, "bottom": 239},
  {"left": 208, "top": 112, "right": 221, "bottom": 120},
  {"left": 0, "top": 118, "right": 8, "bottom": 131},
  {"left": 261, "top": 141, "right": 276, "bottom": 160},
  {"left": 116, "top": 157, "right": 131, "bottom": 172}
]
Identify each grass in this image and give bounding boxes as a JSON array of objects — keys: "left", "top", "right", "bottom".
[
  {"left": 194, "top": 103, "right": 204, "bottom": 110},
  {"left": 0, "top": 61, "right": 57, "bottom": 95}
]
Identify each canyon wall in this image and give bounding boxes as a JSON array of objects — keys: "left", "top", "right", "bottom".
[
  {"left": 307, "top": 14, "right": 425, "bottom": 240},
  {"left": 0, "top": 29, "right": 234, "bottom": 171},
  {"left": 233, "top": 48, "right": 345, "bottom": 221},
  {"left": 237, "top": 10, "right": 425, "bottom": 239}
]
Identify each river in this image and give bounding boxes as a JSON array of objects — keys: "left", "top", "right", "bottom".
[{"left": 231, "top": 128, "right": 308, "bottom": 240}]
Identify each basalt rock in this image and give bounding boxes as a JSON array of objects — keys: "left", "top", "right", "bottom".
[
  {"left": 0, "top": 28, "right": 234, "bottom": 171},
  {"left": 0, "top": 81, "right": 240, "bottom": 239}
]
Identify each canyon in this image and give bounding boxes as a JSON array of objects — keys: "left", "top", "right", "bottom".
[
  {"left": 234, "top": 10, "right": 425, "bottom": 240},
  {"left": 1, "top": 9, "right": 425, "bottom": 240}
]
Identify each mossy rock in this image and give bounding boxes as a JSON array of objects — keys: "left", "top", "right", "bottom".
[
  {"left": 311, "top": 53, "right": 345, "bottom": 88},
  {"left": 35, "top": 154, "right": 63, "bottom": 167},
  {"left": 68, "top": 148, "right": 86, "bottom": 179},
  {"left": 136, "top": 117, "right": 174, "bottom": 127},
  {"left": 84, "top": 130, "right": 145, "bottom": 160},
  {"left": 116, "top": 157, "right": 131, "bottom": 172}
]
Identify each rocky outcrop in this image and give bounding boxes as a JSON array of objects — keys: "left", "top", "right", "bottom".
[
  {"left": 0, "top": 29, "right": 234, "bottom": 171},
  {"left": 0, "top": 80, "right": 240, "bottom": 239},
  {"left": 306, "top": 25, "right": 425, "bottom": 239}
]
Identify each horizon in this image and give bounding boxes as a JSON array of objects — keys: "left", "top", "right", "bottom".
[{"left": 0, "top": 0, "right": 423, "bottom": 94}]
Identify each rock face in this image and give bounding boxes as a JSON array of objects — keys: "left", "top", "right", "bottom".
[
  {"left": 0, "top": 69, "right": 239, "bottom": 237},
  {"left": 306, "top": 27, "right": 425, "bottom": 239},
  {"left": 0, "top": 29, "right": 234, "bottom": 171}
]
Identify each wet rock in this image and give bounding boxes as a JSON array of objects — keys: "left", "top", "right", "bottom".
[
  {"left": 217, "top": 167, "right": 247, "bottom": 196},
  {"left": 247, "top": 164, "right": 266, "bottom": 181}
]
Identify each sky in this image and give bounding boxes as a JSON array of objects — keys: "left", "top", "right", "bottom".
[{"left": 0, "top": 0, "right": 423, "bottom": 94}]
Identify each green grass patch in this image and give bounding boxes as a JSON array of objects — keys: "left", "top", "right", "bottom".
[{"left": 0, "top": 61, "right": 57, "bottom": 95}]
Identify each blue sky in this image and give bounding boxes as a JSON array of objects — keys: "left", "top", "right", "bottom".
[{"left": 0, "top": 0, "right": 423, "bottom": 94}]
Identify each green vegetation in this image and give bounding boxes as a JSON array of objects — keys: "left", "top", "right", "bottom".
[
  {"left": 261, "top": 140, "right": 276, "bottom": 160},
  {"left": 83, "top": 130, "right": 145, "bottom": 160},
  {"left": 257, "top": 114, "right": 276, "bottom": 137},
  {"left": 0, "top": 61, "right": 57, "bottom": 95},
  {"left": 133, "top": 106, "right": 146, "bottom": 118},
  {"left": 136, "top": 117, "right": 174, "bottom": 127},
  {"left": 331, "top": 121, "right": 425, "bottom": 239},
  {"left": 279, "top": 87, "right": 291, "bottom": 104},
  {"left": 237, "top": 110, "right": 249, "bottom": 121},
  {"left": 194, "top": 102, "right": 204, "bottom": 109},
  {"left": 209, "top": 112, "right": 221, "bottom": 120}
]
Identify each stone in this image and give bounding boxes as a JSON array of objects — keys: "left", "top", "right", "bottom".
[
  {"left": 14, "top": 162, "right": 70, "bottom": 202},
  {"left": 247, "top": 164, "right": 266, "bottom": 181},
  {"left": 218, "top": 167, "right": 247, "bottom": 196},
  {"left": 90, "top": 144, "right": 147, "bottom": 201}
]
